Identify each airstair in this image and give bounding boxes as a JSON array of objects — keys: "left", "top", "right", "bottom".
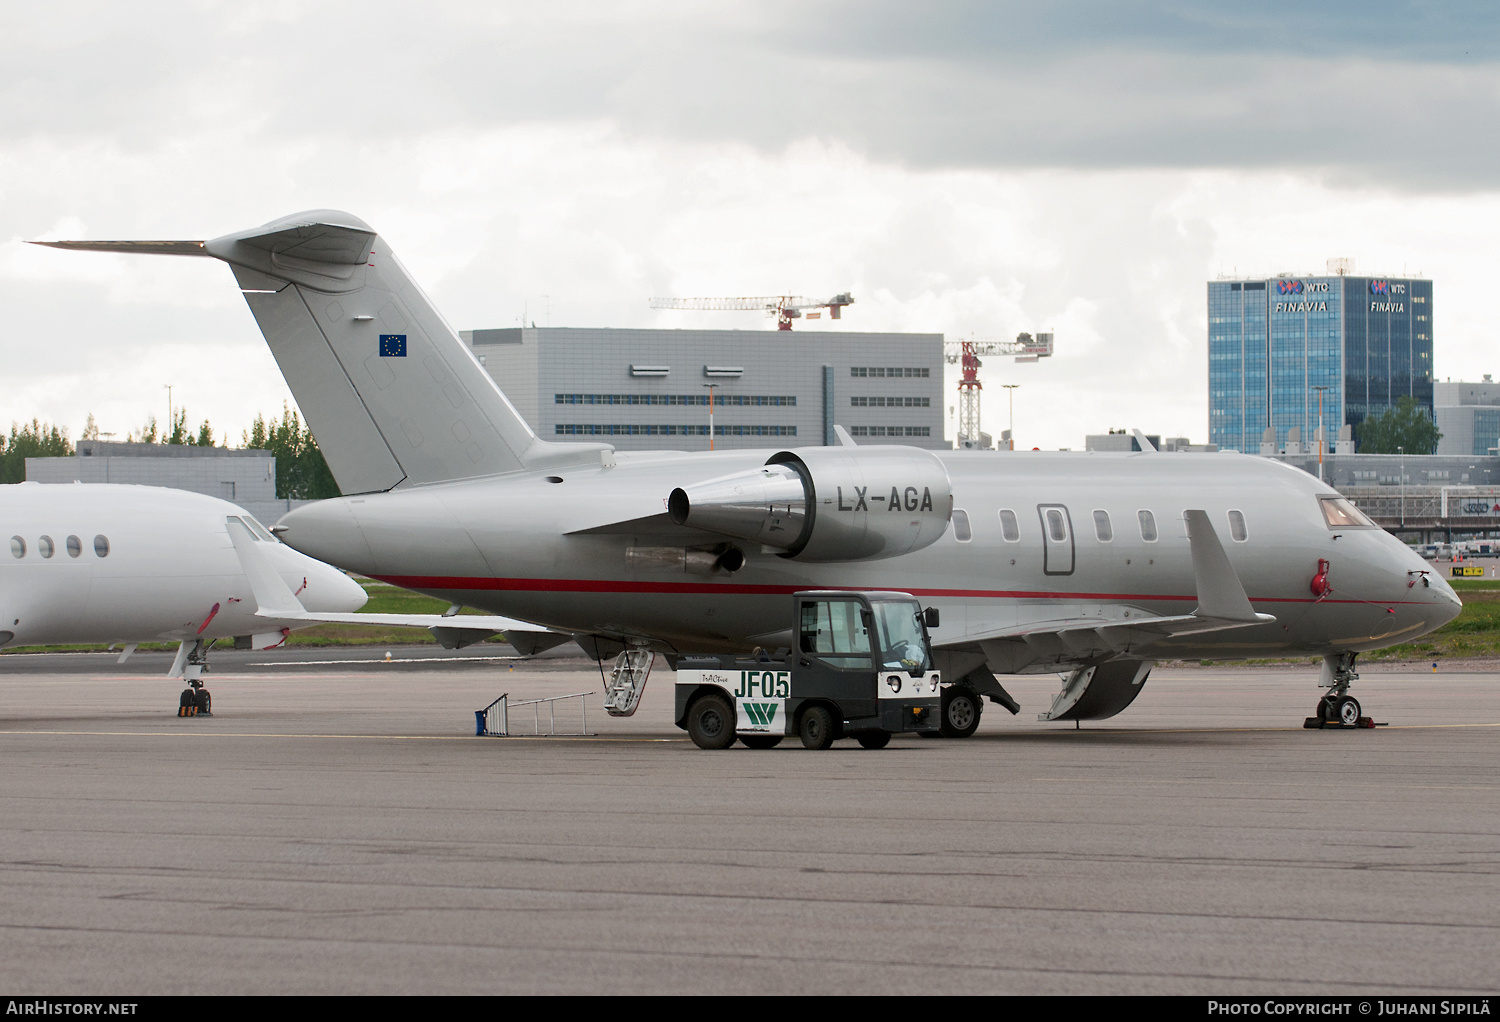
[
  {"left": 602, "top": 649, "right": 654, "bottom": 716},
  {"left": 476, "top": 691, "right": 594, "bottom": 736}
]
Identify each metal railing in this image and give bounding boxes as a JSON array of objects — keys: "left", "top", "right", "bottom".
[{"left": 475, "top": 691, "right": 594, "bottom": 736}]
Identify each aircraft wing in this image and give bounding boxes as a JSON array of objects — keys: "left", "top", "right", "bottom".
[
  {"left": 227, "top": 520, "right": 572, "bottom": 653},
  {"left": 934, "top": 509, "right": 1275, "bottom": 671}
]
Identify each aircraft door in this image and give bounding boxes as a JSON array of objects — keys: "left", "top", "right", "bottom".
[
  {"left": 796, "top": 597, "right": 878, "bottom": 711},
  {"left": 1037, "top": 504, "right": 1074, "bottom": 575}
]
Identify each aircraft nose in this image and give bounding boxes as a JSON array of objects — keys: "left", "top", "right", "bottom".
[
  {"left": 1396, "top": 554, "right": 1461, "bottom": 635},
  {"left": 1425, "top": 571, "right": 1463, "bottom": 618},
  {"left": 300, "top": 563, "right": 369, "bottom": 613}
]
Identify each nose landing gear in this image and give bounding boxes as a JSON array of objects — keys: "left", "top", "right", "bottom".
[
  {"left": 1304, "top": 652, "right": 1381, "bottom": 729},
  {"left": 174, "top": 638, "right": 214, "bottom": 717}
]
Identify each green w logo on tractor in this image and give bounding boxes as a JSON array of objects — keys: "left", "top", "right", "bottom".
[{"left": 741, "top": 703, "right": 779, "bottom": 727}]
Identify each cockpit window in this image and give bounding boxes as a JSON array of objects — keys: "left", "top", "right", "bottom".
[
  {"left": 244, "top": 516, "right": 279, "bottom": 543},
  {"left": 1319, "top": 496, "right": 1376, "bottom": 529}
]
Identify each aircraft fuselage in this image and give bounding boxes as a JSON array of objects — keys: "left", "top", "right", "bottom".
[{"left": 275, "top": 446, "right": 1460, "bottom": 665}]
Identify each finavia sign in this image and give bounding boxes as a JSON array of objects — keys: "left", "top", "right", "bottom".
[
  {"left": 1370, "top": 279, "right": 1406, "bottom": 312},
  {"left": 1274, "top": 280, "right": 1330, "bottom": 312}
]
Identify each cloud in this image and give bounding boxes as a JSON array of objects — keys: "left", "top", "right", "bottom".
[
  {"left": 3, "top": 5, "right": 1499, "bottom": 455},
  {"left": 2, "top": 3, "right": 1498, "bottom": 190}
]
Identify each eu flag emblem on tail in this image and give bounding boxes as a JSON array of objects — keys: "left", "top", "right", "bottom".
[{"left": 379, "top": 334, "right": 407, "bottom": 357}]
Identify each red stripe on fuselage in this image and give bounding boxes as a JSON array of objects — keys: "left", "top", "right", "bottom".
[{"left": 370, "top": 575, "right": 1425, "bottom": 606}]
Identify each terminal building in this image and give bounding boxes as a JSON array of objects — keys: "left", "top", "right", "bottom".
[
  {"left": 1435, "top": 377, "right": 1500, "bottom": 457},
  {"left": 1207, "top": 268, "right": 1433, "bottom": 454},
  {"left": 461, "top": 327, "right": 948, "bottom": 451}
]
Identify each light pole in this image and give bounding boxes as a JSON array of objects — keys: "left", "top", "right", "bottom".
[
  {"left": 1311, "top": 385, "right": 1330, "bottom": 481},
  {"left": 1002, "top": 384, "right": 1019, "bottom": 450},
  {"left": 1398, "top": 445, "right": 1405, "bottom": 527},
  {"left": 163, "top": 384, "right": 172, "bottom": 442},
  {"left": 703, "top": 383, "right": 718, "bottom": 451}
]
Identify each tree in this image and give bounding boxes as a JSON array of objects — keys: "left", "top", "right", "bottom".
[
  {"left": 0, "top": 420, "right": 74, "bottom": 484},
  {"left": 1357, "top": 396, "right": 1442, "bottom": 455},
  {"left": 244, "top": 403, "right": 341, "bottom": 500},
  {"left": 128, "top": 409, "right": 215, "bottom": 446}
]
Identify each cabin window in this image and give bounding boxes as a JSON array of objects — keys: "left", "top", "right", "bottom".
[
  {"left": 952, "top": 509, "right": 972, "bottom": 542},
  {"left": 66, "top": 535, "right": 82, "bottom": 558},
  {"left": 38, "top": 536, "right": 54, "bottom": 559},
  {"left": 93, "top": 535, "right": 110, "bottom": 558},
  {"left": 1045, "top": 508, "right": 1067, "bottom": 543},
  {"left": 9, "top": 536, "right": 24, "bottom": 559},
  {"left": 998, "top": 509, "right": 1020, "bottom": 542},
  {"left": 1227, "top": 510, "right": 1248, "bottom": 542},
  {"left": 1093, "top": 510, "right": 1113, "bottom": 542},
  {"left": 1138, "top": 510, "right": 1158, "bottom": 542}
]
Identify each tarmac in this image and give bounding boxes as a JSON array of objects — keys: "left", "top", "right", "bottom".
[{"left": 0, "top": 646, "right": 1497, "bottom": 995}]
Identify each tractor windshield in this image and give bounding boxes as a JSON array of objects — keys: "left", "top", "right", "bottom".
[{"left": 871, "top": 600, "right": 931, "bottom": 674}]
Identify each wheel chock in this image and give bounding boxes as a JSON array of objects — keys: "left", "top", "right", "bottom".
[{"left": 1303, "top": 716, "right": 1385, "bottom": 730}]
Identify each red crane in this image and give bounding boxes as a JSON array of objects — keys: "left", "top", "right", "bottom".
[
  {"left": 650, "top": 292, "right": 854, "bottom": 330},
  {"left": 943, "top": 332, "right": 1054, "bottom": 449}
]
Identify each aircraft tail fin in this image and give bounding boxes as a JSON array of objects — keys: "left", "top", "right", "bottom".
[{"left": 39, "top": 211, "right": 610, "bottom": 493}]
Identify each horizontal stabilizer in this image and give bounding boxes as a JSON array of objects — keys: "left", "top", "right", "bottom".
[
  {"left": 31, "top": 239, "right": 209, "bottom": 257},
  {"left": 226, "top": 222, "right": 375, "bottom": 265}
]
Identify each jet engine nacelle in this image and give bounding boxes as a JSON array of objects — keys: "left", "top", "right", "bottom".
[{"left": 668, "top": 446, "right": 954, "bottom": 561}]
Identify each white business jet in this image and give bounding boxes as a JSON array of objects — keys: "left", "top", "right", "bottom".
[{"left": 1, "top": 482, "right": 567, "bottom": 711}]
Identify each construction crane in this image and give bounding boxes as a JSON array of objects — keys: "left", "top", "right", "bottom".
[
  {"left": 649, "top": 292, "right": 854, "bottom": 330},
  {"left": 944, "top": 332, "right": 1054, "bottom": 449}
]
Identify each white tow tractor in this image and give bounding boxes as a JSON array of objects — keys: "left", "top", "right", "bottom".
[{"left": 675, "top": 591, "right": 943, "bottom": 750}]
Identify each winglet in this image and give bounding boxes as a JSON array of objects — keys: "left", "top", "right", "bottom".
[
  {"left": 833, "top": 424, "right": 858, "bottom": 447},
  {"left": 1131, "top": 429, "right": 1158, "bottom": 453},
  {"left": 226, "top": 517, "right": 307, "bottom": 615},
  {"left": 1184, "top": 510, "right": 1263, "bottom": 623}
]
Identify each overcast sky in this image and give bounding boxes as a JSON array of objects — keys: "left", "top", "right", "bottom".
[{"left": 4, "top": 1, "right": 1499, "bottom": 451}]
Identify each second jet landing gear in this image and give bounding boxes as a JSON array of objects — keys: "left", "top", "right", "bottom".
[
  {"left": 1304, "top": 652, "right": 1381, "bottom": 729},
  {"left": 173, "top": 638, "right": 214, "bottom": 717}
]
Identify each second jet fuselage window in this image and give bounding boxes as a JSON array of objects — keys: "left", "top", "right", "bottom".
[
  {"left": 952, "top": 509, "right": 972, "bottom": 542},
  {"left": 1045, "top": 509, "right": 1067, "bottom": 542},
  {"left": 1228, "top": 510, "right": 1248, "bottom": 542},
  {"left": 1138, "top": 510, "right": 1158, "bottom": 542},
  {"left": 1093, "top": 510, "right": 1112, "bottom": 542},
  {"left": 38, "top": 536, "right": 54, "bottom": 559},
  {"left": 998, "top": 509, "right": 1020, "bottom": 542}
]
